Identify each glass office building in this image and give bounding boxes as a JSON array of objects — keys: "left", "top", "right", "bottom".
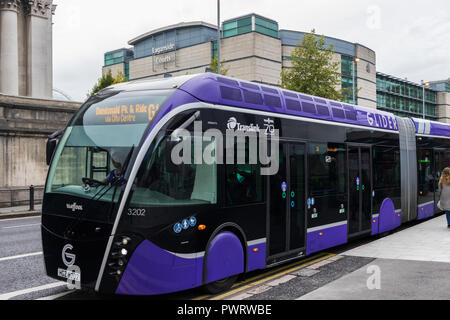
[
  {"left": 104, "top": 48, "right": 134, "bottom": 80},
  {"left": 376, "top": 72, "right": 438, "bottom": 120},
  {"left": 103, "top": 13, "right": 376, "bottom": 108},
  {"left": 102, "top": 13, "right": 448, "bottom": 122}
]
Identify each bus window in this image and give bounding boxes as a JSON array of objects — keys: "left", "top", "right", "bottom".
[
  {"left": 225, "top": 163, "right": 263, "bottom": 206},
  {"left": 417, "top": 149, "right": 433, "bottom": 205},
  {"left": 308, "top": 143, "right": 346, "bottom": 196},
  {"left": 372, "top": 146, "right": 401, "bottom": 211},
  {"left": 130, "top": 136, "right": 217, "bottom": 206},
  {"left": 224, "top": 137, "right": 263, "bottom": 206}
]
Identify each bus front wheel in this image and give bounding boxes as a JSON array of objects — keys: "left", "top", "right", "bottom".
[{"left": 203, "top": 275, "right": 239, "bottom": 294}]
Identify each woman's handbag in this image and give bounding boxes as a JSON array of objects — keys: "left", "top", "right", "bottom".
[{"left": 437, "top": 200, "right": 443, "bottom": 210}]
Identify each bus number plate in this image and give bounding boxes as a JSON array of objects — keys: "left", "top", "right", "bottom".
[{"left": 57, "top": 268, "right": 81, "bottom": 282}]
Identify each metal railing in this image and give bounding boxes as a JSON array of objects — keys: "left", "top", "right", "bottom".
[{"left": 0, "top": 186, "right": 44, "bottom": 210}]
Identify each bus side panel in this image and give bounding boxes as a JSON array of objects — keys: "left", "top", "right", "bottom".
[
  {"left": 246, "top": 239, "right": 267, "bottom": 272},
  {"left": 116, "top": 240, "right": 203, "bottom": 295},
  {"left": 371, "top": 216, "right": 379, "bottom": 235},
  {"left": 306, "top": 223, "right": 347, "bottom": 256},
  {"left": 418, "top": 202, "right": 435, "bottom": 220}
]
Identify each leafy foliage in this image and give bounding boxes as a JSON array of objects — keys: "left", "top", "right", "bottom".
[
  {"left": 209, "top": 56, "right": 229, "bottom": 76},
  {"left": 281, "top": 29, "right": 351, "bottom": 101},
  {"left": 88, "top": 70, "right": 127, "bottom": 97}
]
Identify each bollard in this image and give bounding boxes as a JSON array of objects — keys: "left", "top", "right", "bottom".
[{"left": 29, "top": 185, "right": 35, "bottom": 211}]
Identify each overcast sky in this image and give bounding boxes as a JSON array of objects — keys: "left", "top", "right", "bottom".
[{"left": 53, "top": 0, "right": 450, "bottom": 102}]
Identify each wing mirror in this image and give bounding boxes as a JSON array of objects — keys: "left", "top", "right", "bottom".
[{"left": 46, "top": 129, "right": 65, "bottom": 165}]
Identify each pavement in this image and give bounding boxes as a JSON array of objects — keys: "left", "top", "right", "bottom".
[
  {"left": 297, "top": 215, "right": 450, "bottom": 300},
  {"left": 0, "top": 204, "right": 41, "bottom": 220}
]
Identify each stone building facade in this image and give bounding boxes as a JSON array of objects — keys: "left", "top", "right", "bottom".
[
  {"left": 0, "top": 94, "right": 81, "bottom": 207},
  {"left": 0, "top": 0, "right": 55, "bottom": 99}
]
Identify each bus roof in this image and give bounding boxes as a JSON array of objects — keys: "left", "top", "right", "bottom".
[
  {"left": 179, "top": 73, "right": 399, "bottom": 132},
  {"left": 108, "top": 73, "right": 399, "bottom": 132}
]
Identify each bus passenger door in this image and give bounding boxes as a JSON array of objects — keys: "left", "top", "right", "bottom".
[
  {"left": 267, "top": 142, "right": 306, "bottom": 264},
  {"left": 348, "top": 145, "right": 372, "bottom": 238}
]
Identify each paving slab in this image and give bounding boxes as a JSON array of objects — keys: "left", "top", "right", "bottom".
[
  {"left": 297, "top": 258, "right": 450, "bottom": 300},
  {"left": 343, "top": 215, "right": 450, "bottom": 263},
  {"left": 297, "top": 215, "right": 450, "bottom": 300}
]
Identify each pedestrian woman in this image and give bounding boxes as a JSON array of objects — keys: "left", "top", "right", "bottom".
[{"left": 438, "top": 167, "right": 450, "bottom": 228}]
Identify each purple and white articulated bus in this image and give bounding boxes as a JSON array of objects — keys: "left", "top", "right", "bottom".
[{"left": 42, "top": 73, "right": 449, "bottom": 295}]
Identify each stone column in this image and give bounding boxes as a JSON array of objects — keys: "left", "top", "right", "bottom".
[
  {"left": 0, "top": 0, "right": 20, "bottom": 96},
  {"left": 26, "top": 0, "right": 54, "bottom": 99}
]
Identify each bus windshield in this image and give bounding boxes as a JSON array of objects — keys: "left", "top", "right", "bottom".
[{"left": 45, "top": 89, "right": 174, "bottom": 203}]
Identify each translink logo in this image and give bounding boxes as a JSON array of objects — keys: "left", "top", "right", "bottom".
[{"left": 227, "top": 117, "right": 260, "bottom": 133}]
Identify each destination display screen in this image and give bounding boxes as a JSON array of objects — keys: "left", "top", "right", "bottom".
[
  {"left": 72, "top": 89, "right": 174, "bottom": 127},
  {"left": 93, "top": 102, "right": 160, "bottom": 124}
]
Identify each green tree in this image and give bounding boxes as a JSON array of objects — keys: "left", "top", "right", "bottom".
[
  {"left": 209, "top": 56, "right": 229, "bottom": 76},
  {"left": 281, "top": 29, "right": 350, "bottom": 101},
  {"left": 87, "top": 70, "right": 127, "bottom": 97}
]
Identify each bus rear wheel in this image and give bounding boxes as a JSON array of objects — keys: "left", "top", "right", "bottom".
[{"left": 203, "top": 275, "right": 239, "bottom": 294}]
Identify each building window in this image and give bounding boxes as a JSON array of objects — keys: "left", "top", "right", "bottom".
[
  {"left": 223, "top": 16, "right": 252, "bottom": 38},
  {"left": 376, "top": 73, "right": 438, "bottom": 120},
  {"left": 105, "top": 51, "right": 124, "bottom": 66},
  {"left": 223, "top": 15, "right": 278, "bottom": 39},
  {"left": 254, "top": 16, "right": 278, "bottom": 38},
  {"left": 341, "top": 56, "right": 357, "bottom": 104},
  {"left": 212, "top": 40, "right": 218, "bottom": 58}
]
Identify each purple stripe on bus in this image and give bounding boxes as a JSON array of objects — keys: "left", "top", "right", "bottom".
[
  {"left": 178, "top": 73, "right": 398, "bottom": 132},
  {"left": 378, "top": 198, "right": 401, "bottom": 233},
  {"left": 205, "top": 231, "right": 244, "bottom": 283},
  {"left": 306, "top": 223, "right": 347, "bottom": 256},
  {"left": 116, "top": 240, "right": 203, "bottom": 295},
  {"left": 417, "top": 202, "right": 435, "bottom": 220},
  {"left": 411, "top": 118, "right": 450, "bottom": 138}
]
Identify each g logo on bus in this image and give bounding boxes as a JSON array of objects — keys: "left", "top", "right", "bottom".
[{"left": 62, "top": 244, "right": 76, "bottom": 267}]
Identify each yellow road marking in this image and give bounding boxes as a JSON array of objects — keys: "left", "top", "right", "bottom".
[
  {"left": 194, "top": 253, "right": 335, "bottom": 301},
  {"left": 192, "top": 253, "right": 327, "bottom": 300},
  {"left": 230, "top": 253, "right": 329, "bottom": 289},
  {"left": 192, "top": 294, "right": 211, "bottom": 300}
]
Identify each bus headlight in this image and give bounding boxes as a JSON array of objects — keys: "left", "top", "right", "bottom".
[{"left": 108, "top": 235, "right": 133, "bottom": 276}]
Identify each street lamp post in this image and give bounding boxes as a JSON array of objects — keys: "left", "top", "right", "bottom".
[
  {"left": 217, "top": 0, "right": 221, "bottom": 75},
  {"left": 352, "top": 57, "right": 360, "bottom": 104},
  {"left": 421, "top": 80, "right": 430, "bottom": 120}
]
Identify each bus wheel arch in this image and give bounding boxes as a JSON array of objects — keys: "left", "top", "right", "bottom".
[{"left": 202, "top": 223, "right": 247, "bottom": 293}]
